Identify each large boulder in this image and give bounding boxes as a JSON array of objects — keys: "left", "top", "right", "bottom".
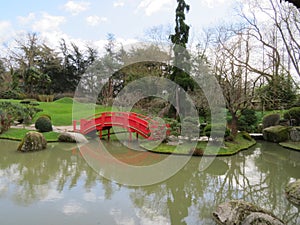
[
  {"left": 212, "top": 200, "right": 285, "bottom": 225},
  {"left": 263, "top": 125, "right": 290, "bottom": 143},
  {"left": 18, "top": 131, "right": 47, "bottom": 152},
  {"left": 289, "top": 127, "right": 300, "bottom": 142},
  {"left": 285, "top": 179, "right": 300, "bottom": 206},
  {"left": 58, "top": 132, "right": 88, "bottom": 144}
]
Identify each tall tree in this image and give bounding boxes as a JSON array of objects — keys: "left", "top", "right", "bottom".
[{"left": 169, "top": 0, "right": 194, "bottom": 118}]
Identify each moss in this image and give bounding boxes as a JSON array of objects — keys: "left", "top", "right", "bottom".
[
  {"left": 279, "top": 141, "right": 300, "bottom": 151},
  {"left": 263, "top": 125, "right": 290, "bottom": 143}
]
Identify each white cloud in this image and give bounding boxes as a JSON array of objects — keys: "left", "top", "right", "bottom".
[
  {"left": 32, "top": 13, "right": 66, "bottom": 32},
  {"left": 136, "top": 0, "right": 174, "bottom": 16},
  {"left": 17, "top": 13, "right": 36, "bottom": 25},
  {"left": 64, "top": 1, "right": 90, "bottom": 15},
  {"left": 86, "top": 16, "right": 108, "bottom": 26},
  {"left": 113, "top": 1, "right": 125, "bottom": 7},
  {"left": 201, "top": 0, "right": 227, "bottom": 8},
  {"left": 0, "top": 21, "right": 14, "bottom": 44}
]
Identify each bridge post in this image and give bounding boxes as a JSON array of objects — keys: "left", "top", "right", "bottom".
[
  {"left": 129, "top": 131, "right": 132, "bottom": 142},
  {"left": 108, "top": 128, "right": 111, "bottom": 141},
  {"left": 99, "top": 129, "right": 102, "bottom": 139}
]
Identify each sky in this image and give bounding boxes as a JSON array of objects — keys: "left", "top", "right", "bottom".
[{"left": 0, "top": 0, "right": 241, "bottom": 53}]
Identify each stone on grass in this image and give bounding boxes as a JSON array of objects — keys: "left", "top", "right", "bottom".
[
  {"left": 18, "top": 131, "right": 47, "bottom": 152},
  {"left": 212, "top": 200, "right": 285, "bottom": 225},
  {"left": 58, "top": 132, "right": 88, "bottom": 144},
  {"left": 263, "top": 125, "right": 290, "bottom": 143},
  {"left": 285, "top": 179, "right": 300, "bottom": 206}
]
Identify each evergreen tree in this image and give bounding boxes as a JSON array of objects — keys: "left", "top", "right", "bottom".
[{"left": 169, "top": 0, "right": 194, "bottom": 117}]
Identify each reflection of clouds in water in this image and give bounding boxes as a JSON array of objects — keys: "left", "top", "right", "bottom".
[
  {"left": 110, "top": 208, "right": 135, "bottom": 225},
  {"left": 83, "top": 190, "right": 105, "bottom": 202},
  {"left": 109, "top": 206, "right": 171, "bottom": 225},
  {"left": 136, "top": 207, "right": 170, "bottom": 225},
  {"left": 0, "top": 180, "right": 8, "bottom": 197},
  {"left": 41, "top": 188, "right": 63, "bottom": 202},
  {"left": 62, "top": 200, "right": 87, "bottom": 215}
]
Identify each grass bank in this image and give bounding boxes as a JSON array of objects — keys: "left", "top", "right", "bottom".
[
  {"left": 279, "top": 141, "right": 300, "bottom": 151},
  {"left": 0, "top": 128, "right": 60, "bottom": 142},
  {"left": 141, "top": 132, "right": 256, "bottom": 156}
]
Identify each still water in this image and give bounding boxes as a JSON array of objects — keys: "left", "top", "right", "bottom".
[{"left": 0, "top": 140, "right": 299, "bottom": 225}]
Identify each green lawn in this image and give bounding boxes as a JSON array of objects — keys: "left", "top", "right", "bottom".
[
  {"left": 0, "top": 128, "right": 60, "bottom": 142},
  {"left": 0, "top": 97, "right": 113, "bottom": 126}
]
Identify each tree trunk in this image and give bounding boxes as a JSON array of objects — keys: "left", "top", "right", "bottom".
[{"left": 231, "top": 113, "right": 239, "bottom": 136}]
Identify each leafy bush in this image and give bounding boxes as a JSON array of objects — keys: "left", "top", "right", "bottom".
[
  {"left": 164, "top": 118, "right": 181, "bottom": 136},
  {"left": 284, "top": 107, "right": 300, "bottom": 126},
  {"left": 0, "top": 90, "right": 22, "bottom": 99},
  {"left": 238, "top": 109, "right": 258, "bottom": 133},
  {"left": 262, "top": 113, "right": 280, "bottom": 129},
  {"left": 0, "top": 101, "right": 41, "bottom": 132},
  {"left": 203, "top": 124, "right": 230, "bottom": 138},
  {"left": 35, "top": 116, "right": 53, "bottom": 132}
]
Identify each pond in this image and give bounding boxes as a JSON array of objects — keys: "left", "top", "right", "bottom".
[{"left": 0, "top": 139, "right": 299, "bottom": 225}]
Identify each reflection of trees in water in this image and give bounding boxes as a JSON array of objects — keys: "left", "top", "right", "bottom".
[
  {"left": 129, "top": 142, "right": 300, "bottom": 224},
  {"left": 0, "top": 141, "right": 113, "bottom": 206},
  {"left": 0, "top": 140, "right": 299, "bottom": 224}
]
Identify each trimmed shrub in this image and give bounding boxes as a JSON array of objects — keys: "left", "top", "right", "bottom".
[
  {"left": 238, "top": 109, "right": 258, "bottom": 133},
  {"left": 203, "top": 124, "right": 230, "bottom": 138},
  {"left": 284, "top": 107, "right": 300, "bottom": 126},
  {"left": 262, "top": 113, "right": 280, "bottom": 129},
  {"left": 35, "top": 116, "right": 53, "bottom": 132}
]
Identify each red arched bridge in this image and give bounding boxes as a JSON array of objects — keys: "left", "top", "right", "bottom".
[{"left": 73, "top": 112, "right": 170, "bottom": 141}]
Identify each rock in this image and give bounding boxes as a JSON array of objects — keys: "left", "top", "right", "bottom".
[
  {"left": 58, "top": 132, "right": 88, "bottom": 143},
  {"left": 285, "top": 179, "right": 300, "bottom": 206},
  {"left": 212, "top": 200, "right": 285, "bottom": 225},
  {"left": 18, "top": 131, "right": 47, "bottom": 152},
  {"left": 167, "top": 135, "right": 178, "bottom": 142},
  {"left": 263, "top": 125, "right": 290, "bottom": 143},
  {"left": 289, "top": 127, "right": 300, "bottom": 142}
]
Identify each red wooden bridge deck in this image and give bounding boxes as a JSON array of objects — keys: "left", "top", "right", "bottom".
[{"left": 73, "top": 112, "right": 170, "bottom": 140}]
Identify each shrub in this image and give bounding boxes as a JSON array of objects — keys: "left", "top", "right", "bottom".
[
  {"left": 0, "top": 90, "right": 22, "bottom": 99},
  {"left": 238, "top": 109, "right": 258, "bottom": 133},
  {"left": 262, "top": 113, "right": 280, "bottom": 129},
  {"left": 203, "top": 124, "right": 230, "bottom": 138},
  {"left": 35, "top": 116, "right": 53, "bottom": 132},
  {"left": 284, "top": 107, "right": 300, "bottom": 126}
]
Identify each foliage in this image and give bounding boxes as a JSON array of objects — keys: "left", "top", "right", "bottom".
[
  {"left": 257, "top": 74, "right": 297, "bottom": 110},
  {"left": 203, "top": 123, "right": 230, "bottom": 138},
  {"left": 284, "top": 107, "right": 300, "bottom": 126},
  {"left": 35, "top": 116, "right": 53, "bottom": 132},
  {"left": 164, "top": 118, "right": 181, "bottom": 136},
  {"left": 238, "top": 109, "right": 258, "bottom": 133},
  {"left": 0, "top": 90, "right": 22, "bottom": 99},
  {"left": 0, "top": 101, "right": 41, "bottom": 133},
  {"left": 262, "top": 113, "right": 281, "bottom": 129}
]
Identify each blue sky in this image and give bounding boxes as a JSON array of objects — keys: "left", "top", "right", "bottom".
[{"left": 0, "top": 0, "right": 241, "bottom": 52}]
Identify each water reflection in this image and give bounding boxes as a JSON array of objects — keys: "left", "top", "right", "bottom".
[{"left": 0, "top": 140, "right": 299, "bottom": 224}]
